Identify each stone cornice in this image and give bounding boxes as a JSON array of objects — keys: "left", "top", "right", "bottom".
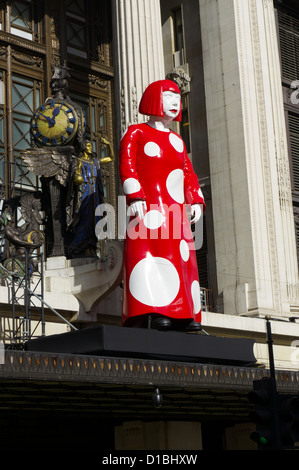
[{"left": 0, "top": 350, "right": 298, "bottom": 393}]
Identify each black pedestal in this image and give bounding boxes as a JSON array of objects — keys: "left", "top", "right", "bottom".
[{"left": 25, "top": 324, "right": 256, "bottom": 366}]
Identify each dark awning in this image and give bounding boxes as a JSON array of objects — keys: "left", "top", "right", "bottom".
[{"left": 0, "top": 348, "right": 298, "bottom": 422}]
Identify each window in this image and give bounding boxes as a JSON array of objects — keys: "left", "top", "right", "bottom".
[
  {"left": 277, "top": 2, "right": 299, "bottom": 264},
  {"left": 8, "top": 0, "right": 42, "bottom": 42},
  {"left": 180, "top": 94, "right": 190, "bottom": 153},
  {"left": 66, "top": 0, "right": 88, "bottom": 58},
  {"left": 288, "top": 112, "right": 299, "bottom": 191},
  {"left": 277, "top": 7, "right": 299, "bottom": 82},
  {"left": 0, "top": 0, "right": 114, "bottom": 207},
  {"left": 12, "top": 74, "right": 41, "bottom": 190},
  {"left": 64, "top": 0, "right": 105, "bottom": 61},
  {"left": 0, "top": 72, "right": 5, "bottom": 188},
  {"left": 0, "top": 72, "right": 41, "bottom": 198},
  {"left": 172, "top": 7, "right": 185, "bottom": 67},
  {"left": 173, "top": 7, "right": 184, "bottom": 53}
]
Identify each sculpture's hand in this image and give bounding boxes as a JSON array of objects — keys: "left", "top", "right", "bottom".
[
  {"left": 129, "top": 200, "right": 147, "bottom": 220},
  {"left": 190, "top": 204, "right": 203, "bottom": 224}
]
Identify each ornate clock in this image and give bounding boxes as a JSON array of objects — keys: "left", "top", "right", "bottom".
[{"left": 31, "top": 98, "right": 79, "bottom": 146}]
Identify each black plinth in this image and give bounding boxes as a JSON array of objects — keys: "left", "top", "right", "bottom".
[{"left": 25, "top": 325, "right": 256, "bottom": 366}]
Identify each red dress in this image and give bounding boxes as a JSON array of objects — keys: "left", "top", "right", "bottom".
[{"left": 119, "top": 123, "right": 205, "bottom": 326}]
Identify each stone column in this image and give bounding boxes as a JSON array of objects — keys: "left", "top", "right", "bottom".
[
  {"left": 199, "top": 0, "right": 299, "bottom": 317},
  {"left": 112, "top": 0, "right": 165, "bottom": 138}
]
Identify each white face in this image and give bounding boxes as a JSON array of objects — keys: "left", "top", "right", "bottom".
[{"left": 162, "top": 91, "right": 181, "bottom": 120}]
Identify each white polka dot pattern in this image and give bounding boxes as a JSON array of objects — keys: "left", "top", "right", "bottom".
[
  {"left": 144, "top": 141, "right": 160, "bottom": 157},
  {"left": 119, "top": 123, "right": 203, "bottom": 325},
  {"left": 123, "top": 178, "right": 141, "bottom": 195},
  {"left": 191, "top": 280, "right": 201, "bottom": 314},
  {"left": 180, "top": 240, "right": 190, "bottom": 262},
  {"left": 129, "top": 257, "right": 180, "bottom": 307},
  {"left": 169, "top": 133, "right": 184, "bottom": 153},
  {"left": 144, "top": 210, "right": 164, "bottom": 229},
  {"left": 166, "top": 169, "right": 184, "bottom": 203},
  {"left": 198, "top": 188, "right": 204, "bottom": 199}
]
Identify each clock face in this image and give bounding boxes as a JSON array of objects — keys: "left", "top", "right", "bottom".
[{"left": 31, "top": 99, "right": 79, "bottom": 146}]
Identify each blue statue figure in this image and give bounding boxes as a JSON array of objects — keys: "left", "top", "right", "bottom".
[{"left": 65, "top": 140, "right": 104, "bottom": 258}]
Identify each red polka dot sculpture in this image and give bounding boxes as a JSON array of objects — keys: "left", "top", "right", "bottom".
[{"left": 119, "top": 80, "right": 206, "bottom": 332}]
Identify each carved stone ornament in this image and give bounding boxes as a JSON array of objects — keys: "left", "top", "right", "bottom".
[{"left": 166, "top": 67, "right": 191, "bottom": 94}]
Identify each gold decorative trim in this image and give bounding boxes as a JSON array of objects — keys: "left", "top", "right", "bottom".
[
  {"left": 0, "top": 31, "right": 46, "bottom": 55},
  {"left": 12, "top": 51, "right": 43, "bottom": 69}
]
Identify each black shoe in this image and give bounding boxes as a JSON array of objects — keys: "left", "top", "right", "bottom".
[
  {"left": 184, "top": 320, "right": 202, "bottom": 332},
  {"left": 150, "top": 316, "right": 172, "bottom": 331}
]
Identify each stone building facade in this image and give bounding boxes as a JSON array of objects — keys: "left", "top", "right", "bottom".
[{"left": 0, "top": 0, "right": 299, "bottom": 450}]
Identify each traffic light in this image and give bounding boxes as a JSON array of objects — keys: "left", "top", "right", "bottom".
[
  {"left": 248, "top": 377, "right": 280, "bottom": 450},
  {"left": 278, "top": 394, "right": 299, "bottom": 449}
]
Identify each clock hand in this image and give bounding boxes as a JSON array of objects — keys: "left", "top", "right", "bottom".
[
  {"left": 36, "top": 111, "right": 56, "bottom": 128},
  {"left": 50, "top": 102, "right": 64, "bottom": 126},
  {"left": 52, "top": 107, "right": 60, "bottom": 117},
  {"left": 36, "top": 111, "right": 51, "bottom": 122}
]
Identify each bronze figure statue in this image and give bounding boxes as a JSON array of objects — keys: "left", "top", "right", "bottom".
[
  {"left": 2, "top": 192, "right": 43, "bottom": 271},
  {"left": 20, "top": 145, "right": 76, "bottom": 257},
  {"left": 18, "top": 62, "right": 104, "bottom": 259}
]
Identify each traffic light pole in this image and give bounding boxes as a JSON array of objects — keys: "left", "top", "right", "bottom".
[
  {"left": 249, "top": 317, "right": 299, "bottom": 449},
  {"left": 265, "top": 316, "right": 276, "bottom": 380}
]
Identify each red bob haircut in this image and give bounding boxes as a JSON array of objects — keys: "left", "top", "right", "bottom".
[{"left": 139, "top": 79, "right": 182, "bottom": 122}]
